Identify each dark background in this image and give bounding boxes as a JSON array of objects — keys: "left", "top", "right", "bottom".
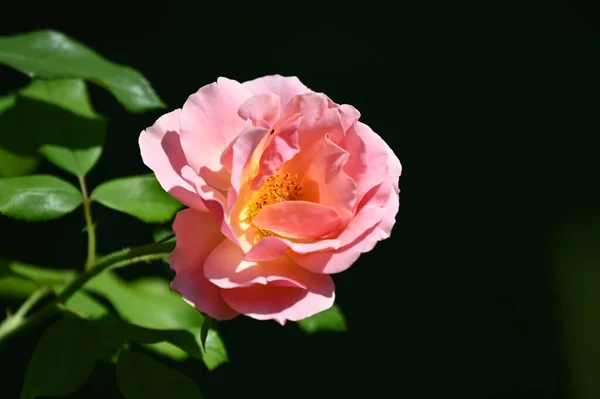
[{"left": 1, "top": 0, "right": 599, "bottom": 398}]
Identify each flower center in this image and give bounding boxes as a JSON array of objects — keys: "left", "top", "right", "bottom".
[
  {"left": 244, "top": 173, "right": 303, "bottom": 239},
  {"left": 248, "top": 173, "right": 303, "bottom": 218}
]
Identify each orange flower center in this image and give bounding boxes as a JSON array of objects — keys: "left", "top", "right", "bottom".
[
  {"left": 248, "top": 173, "right": 303, "bottom": 217},
  {"left": 245, "top": 173, "right": 303, "bottom": 239}
]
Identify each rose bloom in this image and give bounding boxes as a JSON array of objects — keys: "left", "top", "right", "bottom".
[{"left": 140, "top": 75, "right": 401, "bottom": 324}]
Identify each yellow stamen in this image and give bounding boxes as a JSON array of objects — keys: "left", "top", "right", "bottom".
[{"left": 244, "top": 173, "right": 303, "bottom": 238}]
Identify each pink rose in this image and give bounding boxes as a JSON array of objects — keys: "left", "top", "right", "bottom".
[{"left": 139, "top": 75, "right": 401, "bottom": 324}]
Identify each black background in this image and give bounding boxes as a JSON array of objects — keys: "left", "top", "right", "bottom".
[{"left": 1, "top": 0, "right": 599, "bottom": 398}]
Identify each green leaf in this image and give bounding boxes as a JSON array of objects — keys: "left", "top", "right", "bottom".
[
  {"left": 0, "top": 95, "right": 40, "bottom": 177},
  {"left": 54, "top": 286, "right": 109, "bottom": 319},
  {"left": 85, "top": 274, "right": 203, "bottom": 330},
  {"left": 0, "top": 275, "right": 37, "bottom": 298},
  {"left": 21, "top": 315, "right": 116, "bottom": 399},
  {"left": 143, "top": 341, "right": 189, "bottom": 361},
  {"left": 84, "top": 275, "right": 227, "bottom": 368},
  {"left": 199, "top": 316, "right": 211, "bottom": 351},
  {"left": 0, "top": 257, "right": 74, "bottom": 299},
  {"left": 153, "top": 228, "right": 175, "bottom": 243},
  {"left": 91, "top": 175, "right": 182, "bottom": 223},
  {"left": 0, "top": 175, "right": 82, "bottom": 221},
  {"left": 18, "top": 79, "right": 106, "bottom": 177},
  {"left": 0, "top": 79, "right": 106, "bottom": 178},
  {"left": 84, "top": 274, "right": 204, "bottom": 360},
  {"left": 94, "top": 317, "right": 202, "bottom": 359},
  {"left": 117, "top": 351, "right": 203, "bottom": 399},
  {"left": 0, "top": 30, "right": 165, "bottom": 113},
  {"left": 66, "top": 291, "right": 108, "bottom": 318},
  {"left": 20, "top": 79, "right": 99, "bottom": 117},
  {"left": 202, "top": 329, "right": 228, "bottom": 371},
  {"left": 297, "top": 304, "right": 348, "bottom": 334},
  {"left": 6, "top": 261, "right": 75, "bottom": 285}
]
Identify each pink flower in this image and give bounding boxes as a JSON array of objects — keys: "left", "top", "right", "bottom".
[{"left": 139, "top": 75, "right": 401, "bottom": 325}]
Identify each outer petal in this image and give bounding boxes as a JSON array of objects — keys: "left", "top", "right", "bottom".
[
  {"left": 139, "top": 109, "right": 207, "bottom": 211},
  {"left": 220, "top": 276, "right": 335, "bottom": 325},
  {"left": 352, "top": 121, "right": 394, "bottom": 203},
  {"left": 356, "top": 176, "right": 395, "bottom": 211},
  {"left": 290, "top": 181, "right": 399, "bottom": 274},
  {"left": 341, "top": 125, "right": 368, "bottom": 190},
  {"left": 169, "top": 208, "right": 238, "bottom": 320},
  {"left": 242, "top": 75, "right": 312, "bottom": 110},
  {"left": 374, "top": 180, "right": 401, "bottom": 238},
  {"left": 205, "top": 239, "right": 321, "bottom": 289},
  {"left": 179, "top": 77, "right": 253, "bottom": 174},
  {"left": 253, "top": 201, "right": 341, "bottom": 239},
  {"left": 180, "top": 166, "right": 240, "bottom": 247},
  {"left": 386, "top": 141, "right": 402, "bottom": 195},
  {"left": 288, "top": 206, "right": 383, "bottom": 273},
  {"left": 290, "top": 242, "right": 363, "bottom": 276},
  {"left": 339, "top": 104, "right": 361, "bottom": 131}
]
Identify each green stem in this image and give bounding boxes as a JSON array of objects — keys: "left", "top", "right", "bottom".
[
  {"left": 0, "top": 287, "right": 52, "bottom": 342},
  {"left": 79, "top": 176, "right": 96, "bottom": 270},
  {"left": 0, "top": 241, "right": 175, "bottom": 344},
  {"left": 14, "top": 287, "right": 52, "bottom": 318}
]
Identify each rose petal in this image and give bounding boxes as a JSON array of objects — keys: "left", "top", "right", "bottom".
[
  {"left": 290, "top": 231, "right": 377, "bottom": 275},
  {"left": 220, "top": 275, "right": 335, "bottom": 325},
  {"left": 181, "top": 166, "right": 239, "bottom": 247},
  {"left": 238, "top": 93, "right": 281, "bottom": 128},
  {"left": 179, "top": 77, "right": 252, "bottom": 174},
  {"left": 225, "top": 127, "right": 269, "bottom": 209},
  {"left": 253, "top": 201, "right": 341, "bottom": 239},
  {"left": 205, "top": 239, "right": 324, "bottom": 289},
  {"left": 290, "top": 244, "right": 363, "bottom": 275},
  {"left": 245, "top": 235, "right": 338, "bottom": 260},
  {"left": 352, "top": 122, "right": 394, "bottom": 202},
  {"left": 139, "top": 109, "right": 207, "bottom": 212},
  {"left": 249, "top": 113, "right": 302, "bottom": 191},
  {"left": 282, "top": 93, "right": 345, "bottom": 153},
  {"left": 243, "top": 236, "right": 289, "bottom": 261},
  {"left": 386, "top": 142, "right": 402, "bottom": 195},
  {"left": 169, "top": 209, "right": 223, "bottom": 273},
  {"left": 289, "top": 207, "right": 383, "bottom": 273},
  {"left": 169, "top": 208, "right": 238, "bottom": 320},
  {"left": 199, "top": 167, "right": 231, "bottom": 192},
  {"left": 245, "top": 203, "right": 384, "bottom": 262},
  {"left": 245, "top": 200, "right": 385, "bottom": 262},
  {"left": 374, "top": 180, "right": 400, "bottom": 238},
  {"left": 339, "top": 104, "right": 361, "bottom": 131},
  {"left": 357, "top": 179, "right": 395, "bottom": 212},
  {"left": 291, "top": 182, "right": 399, "bottom": 274},
  {"left": 341, "top": 125, "right": 368, "bottom": 191},
  {"left": 242, "top": 75, "right": 312, "bottom": 109},
  {"left": 303, "top": 136, "right": 357, "bottom": 221}
]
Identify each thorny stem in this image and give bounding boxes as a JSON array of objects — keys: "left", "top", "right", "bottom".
[
  {"left": 0, "top": 242, "right": 176, "bottom": 345},
  {"left": 0, "top": 286, "right": 52, "bottom": 342},
  {"left": 79, "top": 176, "right": 96, "bottom": 270},
  {"left": 14, "top": 287, "right": 52, "bottom": 318}
]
